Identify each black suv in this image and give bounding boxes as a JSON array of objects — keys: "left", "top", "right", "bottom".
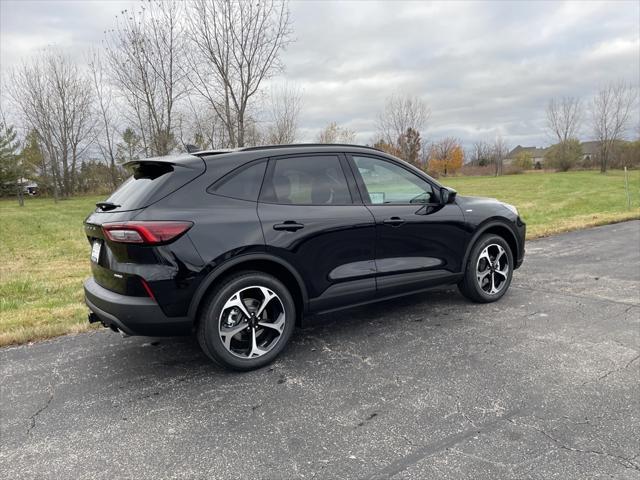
[{"left": 84, "top": 144, "right": 525, "bottom": 370}]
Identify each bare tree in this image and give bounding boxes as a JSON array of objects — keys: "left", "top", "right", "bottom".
[
  {"left": 316, "top": 122, "right": 356, "bottom": 144},
  {"left": 592, "top": 82, "right": 637, "bottom": 173},
  {"left": 9, "top": 52, "right": 94, "bottom": 198},
  {"left": 546, "top": 96, "right": 581, "bottom": 144},
  {"left": 546, "top": 96, "right": 581, "bottom": 171},
  {"left": 470, "top": 140, "right": 492, "bottom": 166},
  {"left": 186, "top": 0, "right": 293, "bottom": 148},
  {"left": 491, "top": 136, "right": 509, "bottom": 176},
  {"left": 376, "top": 94, "right": 430, "bottom": 146},
  {"left": 88, "top": 50, "right": 119, "bottom": 188},
  {"left": 265, "top": 83, "right": 303, "bottom": 145},
  {"left": 177, "top": 96, "right": 232, "bottom": 150},
  {"left": 104, "top": 0, "right": 187, "bottom": 156}
]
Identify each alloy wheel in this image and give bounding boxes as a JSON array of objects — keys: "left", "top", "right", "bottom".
[
  {"left": 218, "top": 286, "right": 286, "bottom": 359},
  {"left": 476, "top": 244, "right": 510, "bottom": 295}
]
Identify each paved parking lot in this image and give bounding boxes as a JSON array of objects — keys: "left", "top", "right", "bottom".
[{"left": 1, "top": 221, "right": 639, "bottom": 479}]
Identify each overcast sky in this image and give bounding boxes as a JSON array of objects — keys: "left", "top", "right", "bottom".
[{"left": 1, "top": 0, "right": 638, "bottom": 148}]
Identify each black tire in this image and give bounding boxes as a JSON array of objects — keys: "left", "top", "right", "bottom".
[
  {"left": 458, "top": 234, "right": 514, "bottom": 303},
  {"left": 197, "top": 271, "right": 296, "bottom": 371}
]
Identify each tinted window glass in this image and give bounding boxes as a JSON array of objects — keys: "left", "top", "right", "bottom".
[
  {"left": 209, "top": 161, "right": 267, "bottom": 201},
  {"left": 353, "top": 156, "right": 433, "bottom": 204},
  {"left": 261, "top": 156, "right": 352, "bottom": 205},
  {"left": 105, "top": 161, "right": 203, "bottom": 211}
]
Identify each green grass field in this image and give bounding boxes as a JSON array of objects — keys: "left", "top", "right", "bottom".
[{"left": 1, "top": 170, "right": 639, "bottom": 346}]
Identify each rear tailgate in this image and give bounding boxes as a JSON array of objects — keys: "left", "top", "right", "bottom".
[{"left": 84, "top": 155, "right": 205, "bottom": 295}]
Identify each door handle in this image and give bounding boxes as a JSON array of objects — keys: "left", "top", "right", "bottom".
[
  {"left": 383, "top": 216, "right": 405, "bottom": 227},
  {"left": 273, "top": 221, "right": 305, "bottom": 232}
]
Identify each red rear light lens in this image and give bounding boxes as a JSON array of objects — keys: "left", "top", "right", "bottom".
[{"left": 102, "top": 221, "right": 193, "bottom": 245}]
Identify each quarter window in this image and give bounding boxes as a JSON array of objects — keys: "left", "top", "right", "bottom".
[
  {"left": 261, "top": 156, "right": 352, "bottom": 205},
  {"left": 208, "top": 161, "right": 267, "bottom": 201},
  {"left": 353, "top": 156, "right": 433, "bottom": 204}
]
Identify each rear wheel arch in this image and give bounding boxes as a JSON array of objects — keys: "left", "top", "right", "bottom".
[
  {"left": 189, "top": 255, "right": 308, "bottom": 326},
  {"left": 462, "top": 220, "right": 519, "bottom": 273}
]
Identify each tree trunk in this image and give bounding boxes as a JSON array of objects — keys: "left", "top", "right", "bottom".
[{"left": 16, "top": 182, "right": 24, "bottom": 207}]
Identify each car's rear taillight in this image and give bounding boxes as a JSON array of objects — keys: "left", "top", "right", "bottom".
[{"left": 102, "top": 221, "right": 193, "bottom": 245}]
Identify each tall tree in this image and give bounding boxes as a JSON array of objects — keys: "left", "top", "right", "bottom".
[
  {"left": 592, "top": 82, "right": 637, "bottom": 173},
  {"left": 117, "top": 127, "right": 142, "bottom": 164},
  {"left": 265, "top": 83, "right": 303, "bottom": 145},
  {"left": 186, "top": 0, "right": 293, "bottom": 147},
  {"left": 0, "top": 121, "right": 23, "bottom": 204},
  {"left": 546, "top": 96, "right": 581, "bottom": 173},
  {"left": 104, "top": 0, "right": 187, "bottom": 156},
  {"left": 9, "top": 52, "right": 94, "bottom": 198},
  {"left": 546, "top": 97, "right": 581, "bottom": 144},
  {"left": 376, "top": 94, "right": 430, "bottom": 146},
  {"left": 88, "top": 50, "right": 119, "bottom": 189},
  {"left": 491, "top": 136, "right": 509, "bottom": 177},
  {"left": 397, "top": 127, "right": 422, "bottom": 166}
]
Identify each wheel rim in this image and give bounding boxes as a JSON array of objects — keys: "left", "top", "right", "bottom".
[
  {"left": 218, "top": 286, "right": 286, "bottom": 359},
  {"left": 476, "top": 244, "right": 509, "bottom": 295}
]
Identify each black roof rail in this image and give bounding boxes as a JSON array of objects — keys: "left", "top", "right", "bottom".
[
  {"left": 190, "top": 148, "right": 241, "bottom": 157},
  {"left": 190, "top": 144, "right": 384, "bottom": 158},
  {"left": 238, "top": 143, "right": 383, "bottom": 152}
]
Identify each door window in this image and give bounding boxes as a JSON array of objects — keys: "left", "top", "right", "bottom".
[
  {"left": 261, "top": 156, "right": 352, "bottom": 205},
  {"left": 352, "top": 156, "right": 433, "bottom": 204}
]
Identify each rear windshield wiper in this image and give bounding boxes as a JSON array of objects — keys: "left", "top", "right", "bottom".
[{"left": 96, "top": 202, "right": 121, "bottom": 211}]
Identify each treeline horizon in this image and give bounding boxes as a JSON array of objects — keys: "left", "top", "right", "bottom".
[{"left": 0, "top": 0, "right": 638, "bottom": 203}]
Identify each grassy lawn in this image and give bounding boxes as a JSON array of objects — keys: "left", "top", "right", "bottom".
[
  {"left": 0, "top": 195, "right": 103, "bottom": 346},
  {"left": 1, "top": 170, "right": 639, "bottom": 347},
  {"left": 444, "top": 170, "right": 640, "bottom": 238}
]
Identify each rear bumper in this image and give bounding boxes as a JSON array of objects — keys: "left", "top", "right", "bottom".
[{"left": 84, "top": 277, "right": 191, "bottom": 336}]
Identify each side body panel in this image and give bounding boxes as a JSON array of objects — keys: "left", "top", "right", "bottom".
[{"left": 258, "top": 202, "right": 377, "bottom": 312}]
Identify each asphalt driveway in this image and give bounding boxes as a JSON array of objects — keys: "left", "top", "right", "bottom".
[{"left": 1, "top": 221, "right": 639, "bottom": 479}]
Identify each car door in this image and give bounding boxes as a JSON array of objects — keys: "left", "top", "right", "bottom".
[
  {"left": 258, "top": 154, "right": 377, "bottom": 313},
  {"left": 347, "top": 154, "right": 469, "bottom": 297}
]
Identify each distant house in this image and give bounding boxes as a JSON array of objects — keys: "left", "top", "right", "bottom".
[
  {"left": 506, "top": 146, "right": 548, "bottom": 169},
  {"left": 2, "top": 178, "right": 38, "bottom": 196},
  {"left": 506, "top": 141, "right": 611, "bottom": 169},
  {"left": 579, "top": 141, "right": 601, "bottom": 165}
]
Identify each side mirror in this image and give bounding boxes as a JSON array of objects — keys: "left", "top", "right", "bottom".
[{"left": 440, "top": 187, "right": 457, "bottom": 205}]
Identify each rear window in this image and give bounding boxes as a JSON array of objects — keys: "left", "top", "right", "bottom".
[{"left": 103, "top": 161, "right": 203, "bottom": 212}]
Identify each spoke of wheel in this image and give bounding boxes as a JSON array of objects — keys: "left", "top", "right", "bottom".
[
  {"left": 495, "top": 245, "right": 506, "bottom": 262},
  {"left": 222, "top": 292, "right": 251, "bottom": 319},
  {"left": 255, "top": 287, "right": 278, "bottom": 318},
  {"left": 258, "top": 312, "right": 286, "bottom": 334},
  {"left": 490, "top": 273, "right": 499, "bottom": 294},
  {"left": 249, "top": 328, "right": 267, "bottom": 358},
  {"left": 219, "top": 323, "right": 248, "bottom": 350},
  {"left": 479, "top": 248, "right": 491, "bottom": 263},
  {"left": 477, "top": 269, "right": 491, "bottom": 284},
  {"left": 494, "top": 266, "right": 509, "bottom": 279}
]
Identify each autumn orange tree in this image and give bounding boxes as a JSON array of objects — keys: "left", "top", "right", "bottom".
[{"left": 428, "top": 137, "right": 464, "bottom": 176}]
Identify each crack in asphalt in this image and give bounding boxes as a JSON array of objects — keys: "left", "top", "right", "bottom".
[
  {"left": 507, "top": 419, "right": 640, "bottom": 472},
  {"left": 26, "top": 390, "right": 54, "bottom": 436},
  {"left": 365, "top": 408, "right": 527, "bottom": 480},
  {"left": 511, "top": 285, "right": 640, "bottom": 309},
  {"left": 581, "top": 353, "right": 640, "bottom": 386}
]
